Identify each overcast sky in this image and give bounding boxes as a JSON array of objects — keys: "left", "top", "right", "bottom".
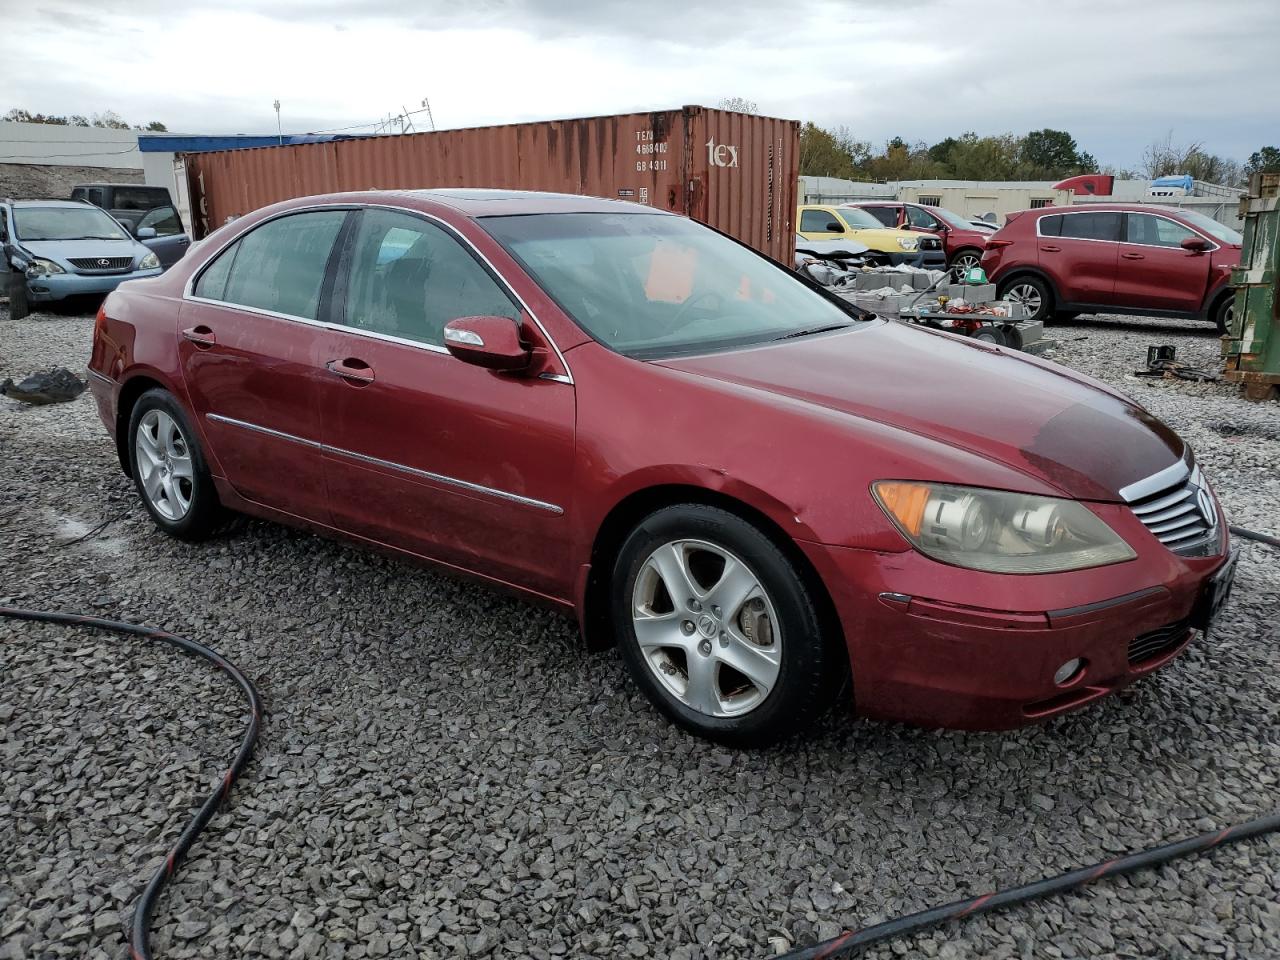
[{"left": 5, "top": 0, "right": 1277, "bottom": 169}]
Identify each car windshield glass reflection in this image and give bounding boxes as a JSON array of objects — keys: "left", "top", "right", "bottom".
[
  {"left": 483, "top": 213, "right": 863, "bottom": 359},
  {"left": 14, "top": 207, "right": 128, "bottom": 241}
]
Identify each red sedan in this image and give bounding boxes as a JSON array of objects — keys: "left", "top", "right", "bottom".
[{"left": 87, "top": 190, "right": 1235, "bottom": 746}]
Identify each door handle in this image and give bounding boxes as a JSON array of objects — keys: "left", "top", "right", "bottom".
[
  {"left": 176, "top": 237, "right": 190, "bottom": 245},
  {"left": 1039, "top": 244, "right": 1061, "bottom": 252},
  {"left": 326, "top": 358, "right": 375, "bottom": 384},
  {"left": 181, "top": 325, "right": 216, "bottom": 348},
  {"left": 1121, "top": 252, "right": 1145, "bottom": 260}
]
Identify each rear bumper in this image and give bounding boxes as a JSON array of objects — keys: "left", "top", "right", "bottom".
[
  {"left": 86, "top": 368, "right": 119, "bottom": 439},
  {"left": 26, "top": 268, "right": 161, "bottom": 302},
  {"left": 801, "top": 530, "right": 1229, "bottom": 730}
]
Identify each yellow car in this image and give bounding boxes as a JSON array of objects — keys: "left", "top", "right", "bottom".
[{"left": 797, "top": 204, "right": 946, "bottom": 268}]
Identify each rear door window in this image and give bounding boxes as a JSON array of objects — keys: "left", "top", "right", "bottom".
[
  {"left": 197, "top": 211, "right": 347, "bottom": 319},
  {"left": 341, "top": 208, "right": 518, "bottom": 347},
  {"left": 111, "top": 187, "right": 170, "bottom": 211},
  {"left": 1057, "top": 212, "right": 1120, "bottom": 241},
  {"left": 862, "top": 206, "right": 898, "bottom": 227}
]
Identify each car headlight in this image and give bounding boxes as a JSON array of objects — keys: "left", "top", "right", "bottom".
[
  {"left": 26, "top": 257, "right": 65, "bottom": 276},
  {"left": 872, "top": 481, "right": 1136, "bottom": 573},
  {"left": 896, "top": 237, "right": 919, "bottom": 251},
  {"left": 138, "top": 252, "right": 160, "bottom": 270}
]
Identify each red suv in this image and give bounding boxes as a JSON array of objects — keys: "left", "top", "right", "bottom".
[
  {"left": 846, "top": 201, "right": 992, "bottom": 277},
  {"left": 980, "top": 204, "right": 1242, "bottom": 332}
]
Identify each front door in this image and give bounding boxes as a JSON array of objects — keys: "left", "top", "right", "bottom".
[
  {"left": 317, "top": 207, "right": 577, "bottom": 599},
  {"left": 1113, "top": 213, "right": 1212, "bottom": 312},
  {"left": 178, "top": 207, "right": 349, "bottom": 523},
  {"left": 137, "top": 205, "right": 191, "bottom": 268}
]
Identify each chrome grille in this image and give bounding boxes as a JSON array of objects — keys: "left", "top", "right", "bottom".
[
  {"left": 1128, "top": 618, "right": 1192, "bottom": 665},
  {"left": 919, "top": 237, "right": 943, "bottom": 250},
  {"left": 1120, "top": 458, "right": 1218, "bottom": 556},
  {"left": 68, "top": 256, "right": 133, "bottom": 272}
]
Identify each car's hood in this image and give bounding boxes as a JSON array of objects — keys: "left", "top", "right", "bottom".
[
  {"left": 18, "top": 238, "right": 141, "bottom": 262},
  {"left": 656, "top": 321, "right": 1184, "bottom": 502}
]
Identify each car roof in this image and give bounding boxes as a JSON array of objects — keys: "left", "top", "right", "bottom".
[
  {"left": 1028, "top": 203, "right": 1195, "bottom": 215},
  {"left": 74, "top": 182, "right": 167, "bottom": 189},
  {"left": 387, "top": 188, "right": 670, "bottom": 217}
]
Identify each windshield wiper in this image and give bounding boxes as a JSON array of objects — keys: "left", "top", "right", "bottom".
[{"left": 775, "top": 322, "right": 853, "bottom": 341}]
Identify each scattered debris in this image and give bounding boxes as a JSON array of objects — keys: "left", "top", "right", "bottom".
[
  {"left": 1, "top": 367, "right": 87, "bottom": 405},
  {"left": 1135, "top": 345, "right": 1219, "bottom": 382}
]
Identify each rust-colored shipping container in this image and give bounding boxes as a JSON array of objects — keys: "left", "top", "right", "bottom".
[{"left": 184, "top": 105, "right": 799, "bottom": 262}]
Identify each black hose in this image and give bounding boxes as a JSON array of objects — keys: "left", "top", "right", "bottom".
[
  {"left": 1231, "top": 524, "right": 1280, "bottom": 550},
  {"left": 776, "top": 811, "right": 1280, "bottom": 959},
  {"left": 0, "top": 607, "right": 261, "bottom": 960}
]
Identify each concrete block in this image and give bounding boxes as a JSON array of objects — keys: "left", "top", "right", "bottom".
[{"left": 944, "top": 283, "right": 996, "bottom": 303}]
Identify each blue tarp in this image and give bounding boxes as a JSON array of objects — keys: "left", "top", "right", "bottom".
[
  {"left": 136, "top": 133, "right": 358, "bottom": 154},
  {"left": 1150, "top": 175, "right": 1194, "bottom": 191}
]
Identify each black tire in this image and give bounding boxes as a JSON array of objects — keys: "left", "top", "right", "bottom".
[
  {"left": 127, "top": 388, "right": 238, "bottom": 541},
  {"left": 970, "top": 323, "right": 1009, "bottom": 346},
  {"left": 6, "top": 270, "right": 30, "bottom": 321},
  {"left": 1212, "top": 294, "right": 1234, "bottom": 336},
  {"left": 948, "top": 248, "right": 984, "bottom": 281},
  {"left": 998, "top": 275, "right": 1053, "bottom": 324},
  {"left": 610, "top": 504, "right": 844, "bottom": 747}
]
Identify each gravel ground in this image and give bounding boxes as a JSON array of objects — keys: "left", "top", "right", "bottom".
[{"left": 1, "top": 301, "right": 1277, "bottom": 960}]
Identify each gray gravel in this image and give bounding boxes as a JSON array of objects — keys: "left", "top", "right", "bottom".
[{"left": 1, "top": 302, "right": 1277, "bottom": 960}]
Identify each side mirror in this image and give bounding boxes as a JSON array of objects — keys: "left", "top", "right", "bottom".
[
  {"left": 824, "top": 220, "right": 845, "bottom": 232},
  {"left": 136, "top": 226, "right": 157, "bottom": 239},
  {"left": 1180, "top": 236, "right": 1209, "bottom": 253},
  {"left": 443, "top": 315, "right": 531, "bottom": 371}
]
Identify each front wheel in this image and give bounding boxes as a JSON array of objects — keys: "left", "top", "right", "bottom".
[
  {"left": 611, "top": 504, "right": 843, "bottom": 747},
  {"left": 128, "top": 388, "right": 238, "bottom": 540},
  {"left": 1212, "top": 295, "right": 1234, "bottom": 336},
  {"left": 948, "top": 249, "right": 984, "bottom": 281},
  {"left": 999, "top": 275, "right": 1053, "bottom": 324}
]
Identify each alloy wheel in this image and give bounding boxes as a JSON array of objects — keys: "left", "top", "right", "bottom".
[
  {"left": 135, "top": 409, "right": 194, "bottom": 521},
  {"left": 631, "top": 539, "right": 781, "bottom": 718},
  {"left": 950, "top": 252, "right": 981, "bottom": 280},
  {"left": 1006, "top": 282, "right": 1043, "bottom": 317}
]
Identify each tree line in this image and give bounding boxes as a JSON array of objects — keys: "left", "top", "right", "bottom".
[{"left": 3, "top": 107, "right": 168, "bottom": 132}]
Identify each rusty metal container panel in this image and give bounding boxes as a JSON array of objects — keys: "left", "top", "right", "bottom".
[{"left": 184, "top": 107, "right": 799, "bottom": 262}]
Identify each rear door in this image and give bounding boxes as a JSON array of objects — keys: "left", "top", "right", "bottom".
[
  {"left": 860, "top": 204, "right": 903, "bottom": 228},
  {"left": 179, "top": 208, "right": 350, "bottom": 523},
  {"left": 1037, "top": 211, "right": 1120, "bottom": 304},
  {"left": 317, "top": 207, "right": 577, "bottom": 597},
  {"left": 135, "top": 205, "right": 190, "bottom": 268},
  {"left": 1113, "top": 212, "right": 1212, "bottom": 312}
]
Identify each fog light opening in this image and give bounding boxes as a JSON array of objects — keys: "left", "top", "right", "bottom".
[{"left": 1053, "top": 657, "right": 1086, "bottom": 687}]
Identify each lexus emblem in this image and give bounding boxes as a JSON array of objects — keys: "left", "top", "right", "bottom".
[{"left": 97, "top": 258, "right": 109, "bottom": 266}]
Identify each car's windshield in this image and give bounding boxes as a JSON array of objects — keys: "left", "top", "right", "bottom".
[
  {"left": 1174, "top": 209, "right": 1243, "bottom": 245},
  {"left": 836, "top": 207, "right": 883, "bottom": 229},
  {"left": 483, "top": 212, "right": 864, "bottom": 359},
  {"left": 932, "top": 206, "right": 978, "bottom": 230},
  {"left": 13, "top": 206, "right": 128, "bottom": 241}
]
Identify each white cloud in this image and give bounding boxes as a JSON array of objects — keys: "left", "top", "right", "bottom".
[{"left": 2, "top": 0, "right": 1276, "bottom": 168}]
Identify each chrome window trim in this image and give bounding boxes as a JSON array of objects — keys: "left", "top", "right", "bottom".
[
  {"left": 206, "top": 412, "right": 564, "bottom": 515},
  {"left": 181, "top": 201, "right": 574, "bottom": 383},
  {"left": 1119, "top": 453, "right": 1192, "bottom": 504},
  {"left": 1035, "top": 209, "right": 1220, "bottom": 251}
]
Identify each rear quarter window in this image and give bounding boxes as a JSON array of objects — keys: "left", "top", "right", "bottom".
[
  {"left": 1039, "top": 214, "right": 1062, "bottom": 236},
  {"left": 112, "top": 187, "right": 170, "bottom": 211}
]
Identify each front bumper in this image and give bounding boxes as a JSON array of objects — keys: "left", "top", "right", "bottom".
[
  {"left": 884, "top": 248, "right": 947, "bottom": 269},
  {"left": 26, "top": 268, "right": 162, "bottom": 302},
  {"left": 801, "top": 506, "right": 1230, "bottom": 730}
]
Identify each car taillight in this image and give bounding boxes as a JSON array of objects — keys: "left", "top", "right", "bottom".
[
  {"left": 94, "top": 303, "right": 108, "bottom": 339},
  {"left": 984, "top": 239, "right": 1013, "bottom": 248}
]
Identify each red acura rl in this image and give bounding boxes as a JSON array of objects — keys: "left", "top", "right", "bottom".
[{"left": 87, "top": 189, "right": 1236, "bottom": 746}]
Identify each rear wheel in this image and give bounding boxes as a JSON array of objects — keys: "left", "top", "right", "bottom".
[
  {"left": 128, "top": 388, "right": 238, "bottom": 540},
  {"left": 999, "top": 275, "right": 1053, "bottom": 324},
  {"left": 611, "top": 504, "right": 842, "bottom": 747}
]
